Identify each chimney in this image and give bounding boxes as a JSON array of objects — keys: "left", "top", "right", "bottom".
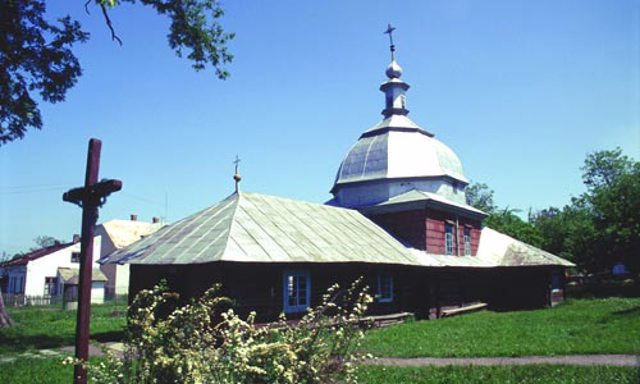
[
  {"left": 73, "top": 234, "right": 81, "bottom": 243},
  {"left": 152, "top": 217, "right": 160, "bottom": 224},
  {"left": 130, "top": 214, "right": 138, "bottom": 221}
]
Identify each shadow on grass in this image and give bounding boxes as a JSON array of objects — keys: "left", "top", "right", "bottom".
[
  {"left": 612, "top": 306, "right": 640, "bottom": 317},
  {"left": 0, "top": 330, "right": 125, "bottom": 354},
  {"left": 0, "top": 333, "right": 70, "bottom": 354}
]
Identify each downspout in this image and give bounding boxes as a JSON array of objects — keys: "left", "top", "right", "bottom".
[{"left": 455, "top": 214, "right": 460, "bottom": 256}]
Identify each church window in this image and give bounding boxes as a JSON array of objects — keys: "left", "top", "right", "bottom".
[
  {"left": 445, "top": 224, "right": 454, "bottom": 255},
  {"left": 377, "top": 272, "right": 394, "bottom": 302},
  {"left": 283, "top": 271, "right": 311, "bottom": 313},
  {"left": 464, "top": 228, "right": 472, "bottom": 256}
]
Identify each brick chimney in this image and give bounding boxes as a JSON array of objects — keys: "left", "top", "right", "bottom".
[
  {"left": 73, "top": 234, "right": 81, "bottom": 243},
  {"left": 152, "top": 217, "right": 160, "bottom": 224},
  {"left": 130, "top": 214, "right": 138, "bottom": 221}
]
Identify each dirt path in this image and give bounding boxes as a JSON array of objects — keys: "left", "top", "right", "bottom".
[{"left": 366, "top": 354, "right": 640, "bottom": 367}]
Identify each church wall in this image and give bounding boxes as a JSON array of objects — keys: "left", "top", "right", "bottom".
[
  {"left": 425, "top": 209, "right": 481, "bottom": 255},
  {"left": 130, "top": 262, "right": 426, "bottom": 322},
  {"left": 368, "top": 210, "right": 427, "bottom": 250}
]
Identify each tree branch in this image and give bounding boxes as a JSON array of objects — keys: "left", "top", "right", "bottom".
[
  {"left": 84, "top": 0, "right": 91, "bottom": 15},
  {"left": 100, "top": 3, "right": 122, "bottom": 46}
]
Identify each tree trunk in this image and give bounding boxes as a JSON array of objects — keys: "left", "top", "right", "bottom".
[{"left": 0, "top": 287, "right": 14, "bottom": 327}]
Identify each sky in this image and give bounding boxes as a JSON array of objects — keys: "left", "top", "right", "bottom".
[{"left": 1, "top": 0, "right": 638, "bottom": 255}]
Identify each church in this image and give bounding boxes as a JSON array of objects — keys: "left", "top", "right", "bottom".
[{"left": 101, "top": 32, "right": 573, "bottom": 321}]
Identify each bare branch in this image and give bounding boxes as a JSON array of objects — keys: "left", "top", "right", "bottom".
[
  {"left": 100, "top": 3, "right": 122, "bottom": 46},
  {"left": 84, "top": 0, "right": 91, "bottom": 15}
]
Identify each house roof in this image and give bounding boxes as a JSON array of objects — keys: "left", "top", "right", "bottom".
[
  {"left": 102, "top": 192, "right": 422, "bottom": 266},
  {"left": 57, "top": 267, "right": 107, "bottom": 284},
  {"left": 411, "top": 227, "right": 575, "bottom": 268},
  {"left": 0, "top": 242, "right": 75, "bottom": 268},
  {"left": 361, "top": 189, "right": 486, "bottom": 218},
  {"left": 99, "top": 219, "right": 164, "bottom": 249}
]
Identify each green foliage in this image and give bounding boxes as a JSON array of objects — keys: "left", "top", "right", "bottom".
[
  {"left": 358, "top": 365, "right": 640, "bottom": 384},
  {"left": 79, "top": 280, "right": 373, "bottom": 383},
  {"left": 465, "top": 182, "right": 496, "bottom": 213},
  {"left": 0, "top": 0, "right": 233, "bottom": 145},
  {"left": 361, "top": 298, "right": 640, "bottom": 358},
  {"left": 0, "top": 0, "right": 88, "bottom": 144},
  {"left": 470, "top": 148, "right": 639, "bottom": 274}
]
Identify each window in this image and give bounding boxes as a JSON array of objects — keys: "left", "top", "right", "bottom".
[
  {"left": 283, "top": 271, "right": 311, "bottom": 313},
  {"left": 464, "top": 228, "right": 472, "bottom": 256},
  {"left": 445, "top": 223, "right": 454, "bottom": 255},
  {"left": 44, "top": 277, "right": 57, "bottom": 296},
  {"left": 71, "top": 252, "right": 80, "bottom": 263},
  {"left": 377, "top": 272, "right": 393, "bottom": 303}
]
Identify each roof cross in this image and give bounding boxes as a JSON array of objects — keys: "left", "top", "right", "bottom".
[
  {"left": 233, "top": 155, "right": 242, "bottom": 192},
  {"left": 384, "top": 23, "right": 396, "bottom": 60}
]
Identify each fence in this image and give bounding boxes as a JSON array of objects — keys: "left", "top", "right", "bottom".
[{"left": 2, "top": 293, "right": 64, "bottom": 307}]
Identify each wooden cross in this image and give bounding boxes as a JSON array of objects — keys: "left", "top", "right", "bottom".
[
  {"left": 384, "top": 23, "right": 396, "bottom": 60},
  {"left": 63, "top": 139, "right": 122, "bottom": 384}
]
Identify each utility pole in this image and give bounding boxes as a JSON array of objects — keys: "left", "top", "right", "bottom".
[{"left": 63, "top": 138, "right": 122, "bottom": 384}]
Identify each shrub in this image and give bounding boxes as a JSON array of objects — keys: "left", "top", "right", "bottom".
[{"left": 69, "top": 279, "right": 373, "bottom": 383}]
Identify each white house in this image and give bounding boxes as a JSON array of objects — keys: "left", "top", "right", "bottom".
[
  {"left": 96, "top": 216, "right": 164, "bottom": 297},
  {"left": 0, "top": 238, "right": 103, "bottom": 304}
]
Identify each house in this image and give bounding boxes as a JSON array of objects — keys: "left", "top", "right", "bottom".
[
  {"left": 95, "top": 216, "right": 164, "bottom": 297},
  {"left": 0, "top": 238, "right": 103, "bottom": 305},
  {"left": 103, "top": 47, "right": 574, "bottom": 320},
  {"left": 57, "top": 267, "right": 108, "bottom": 305}
]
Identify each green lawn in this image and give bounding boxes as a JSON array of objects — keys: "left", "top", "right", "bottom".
[
  {"left": 0, "top": 301, "right": 126, "bottom": 355},
  {"left": 358, "top": 365, "right": 640, "bottom": 384},
  {"left": 361, "top": 298, "right": 640, "bottom": 357}
]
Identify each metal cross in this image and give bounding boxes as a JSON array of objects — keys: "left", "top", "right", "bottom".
[
  {"left": 233, "top": 155, "right": 242, "bottom": 192},
  {"left": 384, "top": 23, "right": 396, "bottom": 60}
]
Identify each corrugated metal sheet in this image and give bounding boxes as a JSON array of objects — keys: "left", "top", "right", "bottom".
[
  {"left": 102, "top": 192, "right": 574, "bottom": 269},
  {"left": 371, "top": 189, "right": 486, "bottom": 216},
  {"left": 103, "top": 192, "right": 421, "bottom": 266}
]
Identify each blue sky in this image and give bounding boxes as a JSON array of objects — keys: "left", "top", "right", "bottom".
[{"left": 1, "top": 0, "right": 638, "bottom": 255}]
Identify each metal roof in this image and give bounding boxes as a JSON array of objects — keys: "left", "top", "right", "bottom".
[
  {"left": 102, "top": 192, "right": 421, "bottom": 266},
  {"left": 333, "top": 121, "right": 468, "bottom": 189},
  {"left": 410, "top": 227, "right": 575, "bottom": 268},
  {"left": 362, "top": 189, "right": 486, "bottom": 218}
]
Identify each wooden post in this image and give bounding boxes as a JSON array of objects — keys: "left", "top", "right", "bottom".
[{"left": 63, "top": 139, "right": 121, "bottom": 384}]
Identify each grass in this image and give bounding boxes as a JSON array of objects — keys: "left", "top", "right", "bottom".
[
  {"left": 357, "top": 365, "right": 640, "bottom": 384},
  {"left": 2, "top": 359, "right": 638, "bottom": 384},
  {"left": 0, "top": 301, "right": 126, "bottom": 355},
  {"left": 361, "top": 297, "right": 640, "bottom": 357}
]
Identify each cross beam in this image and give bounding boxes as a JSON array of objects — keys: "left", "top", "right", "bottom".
[{"left": 63, "top": 138, "right": 122, "bottom": 384}]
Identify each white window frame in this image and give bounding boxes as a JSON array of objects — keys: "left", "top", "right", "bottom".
[
  {"left": 445, "top": 223, "right": 454, "bottom": 255},
  {"left": 283, "top": 271, "right": 311, "bottom": 313},
  {"left": 464, "top": 228, "right": 472, "bottom": 256},
  {"left": 377, "top": 272, "right": 394, "bottom": 303}
]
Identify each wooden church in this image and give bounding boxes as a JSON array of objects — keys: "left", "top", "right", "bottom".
[{"left": 102, "top": 33, "right": 573, "bottom": 321}]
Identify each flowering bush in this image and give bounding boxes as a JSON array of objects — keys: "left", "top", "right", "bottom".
[{"left": 77, "top": 279, "right": 373, "bottom": 383}]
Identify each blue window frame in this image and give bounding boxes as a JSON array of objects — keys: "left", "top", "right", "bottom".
[
  {"left": 377, "top": 272, "right": 394, "bottom": 303},
  {"left": 464, "top": 228, "right": 472, "bottom": 256},
  {"left": 445, "top": 223, "right": 454, "bottom": 255},
  {"left": 283, "top": 271, "right": 311, "bottom": 313}
]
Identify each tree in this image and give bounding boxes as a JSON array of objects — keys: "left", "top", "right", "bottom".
[
  {"left": 0, "top": 0, "right": 234, "bottom": 145},
  {"left": 32, "top": 235, "right": 62, "bottom": 249},
  {"left": 465, "top": 182, "right": 496, "bottom": 213},
  {"left": 0, "top": 287, "right": 14, "bottom": 327},
  {"left": 581, "top": 148, "right": 634, "bottom": 190}
]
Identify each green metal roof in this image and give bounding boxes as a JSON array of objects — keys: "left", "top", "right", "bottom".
[{"left": 102, "top": 192, "right": 421, "bottom": 266}]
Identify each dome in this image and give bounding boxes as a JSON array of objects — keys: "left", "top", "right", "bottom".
[
  {"left": 329, "top": 55, "right": 468, "bottom": 208},
  {"left": 333, "top": 115, "right": 468, "bottom": 188}
]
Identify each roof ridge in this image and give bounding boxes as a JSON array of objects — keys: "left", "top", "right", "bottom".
[{"left": 219, "top": 192, "right": 242, "bottom": 260}]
